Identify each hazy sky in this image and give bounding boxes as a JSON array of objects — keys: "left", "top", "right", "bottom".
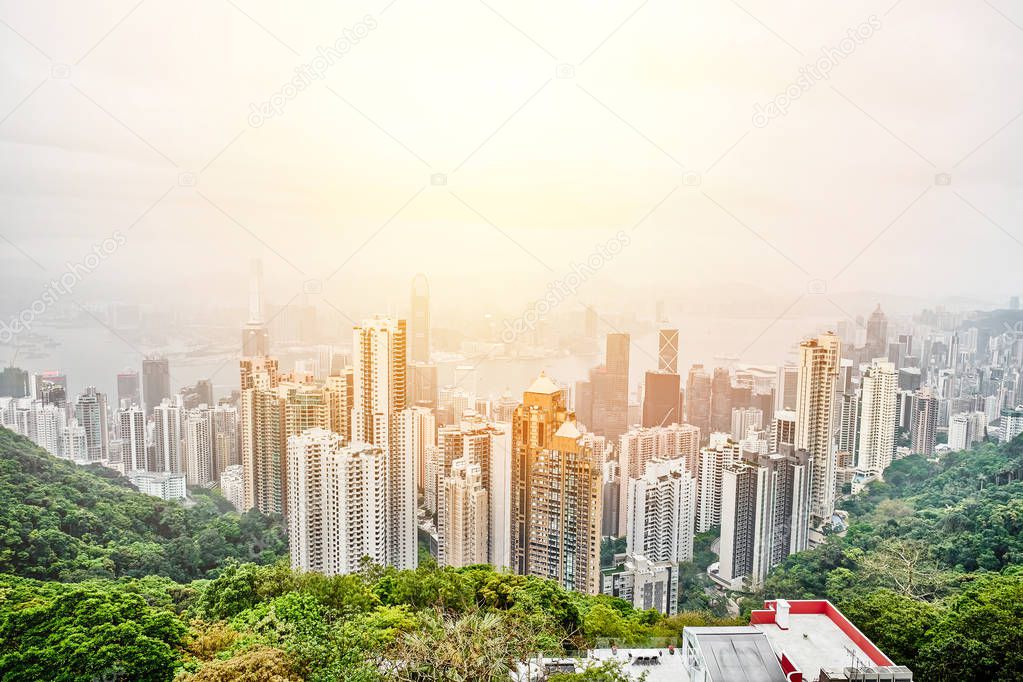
[{"left": 2, "top": 0, "right": 1022, "bottom": 326}]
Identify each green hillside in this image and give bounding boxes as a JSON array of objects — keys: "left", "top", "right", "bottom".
[
  {"left": 749, "top": 437, "right": 1023, "bottom": 679},
  {"left": 0, "top": 427, "right": 287, "bottom": 582}
]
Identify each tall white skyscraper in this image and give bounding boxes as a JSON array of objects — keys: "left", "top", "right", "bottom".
[
  {"left": 794, "top": 332, "right": 841, "bottom": 527},
  {"left": 856, "top": 359, "right": 898, "bottom": 477},
  {"left": 730, "top": 406, "right": 763, "bottom": 442},
  {"left": 287, "top": 429, "right": 391, "bottom": 576},
  {"left": 439, "top": 456, "right": 488, "bottom": 567},
  {"left": 352, "top": 317, "right": 415, "bottom": 570},
  {"left": 321, "top": 441, "right": 389, "bottom": 575},
  {"left": 118, "top": 405, "right": 146, "bottom": 472},
  {"left": 184, "top": 406, "right": 215, "bottom": 486},
  {"left": 153, "top": 396, "right": 185, "bottom": 474},
  {"left": 32, "top": 402, "right": 66, "bottom": 458},
  {"left": 696, "top": 438, "right": 743, "bottom": 532},
  {"left": 625, "top": 458, "right": 696, "bottom": 564}
]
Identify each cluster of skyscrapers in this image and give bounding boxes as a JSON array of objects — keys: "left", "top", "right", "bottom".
[{"left": 4, "top": 272, "right": 1023, "bottom": 613}]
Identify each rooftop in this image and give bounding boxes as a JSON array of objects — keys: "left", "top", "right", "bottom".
[
  {"left": 751, "top": 600, "right": 895, "bottom": 680},
  {"left": 588, "top": 648, "right": 687, "bottom": 682},
  {"left": 525, "top": 372, "right": 561, "bottom": 395}
]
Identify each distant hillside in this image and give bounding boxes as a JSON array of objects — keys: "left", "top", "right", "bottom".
[{"left": 0, "top": 427, "right": 287, "bottom": 582}]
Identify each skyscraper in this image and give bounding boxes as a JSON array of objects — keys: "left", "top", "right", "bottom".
[
  {"left": 710, "top": 367, "right": 733, "bottom": 433},
  {"left": 153, "top": 396, "right": 185, "bottom": 473},
  {"left": 585, "top": 334, "right": 631, "bottom": 440},
  {"left": 911, "top": 388, "right": 939, "bottom": 455},
  {"left": 625, "top": 457, "right": 696, "bottom": 564},
  {"left": 642, "top": 371, "right": 682, "bottom": 428},
  {"left": 794, "top": 332, "right": 841, "bottom": 527},
  {"left": 352, "top": 316, "right": 415, "bottom": 570},
  {"left": 410, "top": 273, "right": 430, "bottom": 364},
  {"left": 240, "top": 356, "right": 284, "bottom": 514},
  {"left": 75, "top": 386, "right": 109, "bottom": 462},
  {"left": 118, "top": 405, "right": 146, "bottom": 472},
  {"left": 0, "top": 367, "right": 29, "bottom": 398},
  {"left": 717, "top": 449, "right": 811, "bottom": 589},
  {"left": 142, "top": 357, "right": 171, "bottom": 418},
  {"left": 511, "top": 373, "right": 603, "bottom": 594},
  {"left": 866, "top": 304, "right": 888, "bottom": 358},
  {"left": 658, "top": 328, "right": 679, "bottom": 374},
  {"left": 439, "top": 456, "right": 488, "bottom": 567},
  {"left": 686, "top": 364, "right": 712, "bottom": 439},
  {"left": 242, "top": 258, "right": 270, "bottom": 357},
  {"left": 856, "top": 359, "right": 898, "bottom": 477},
  {"left": 116, "top": 369, "right": 140, "bottom": 408}
]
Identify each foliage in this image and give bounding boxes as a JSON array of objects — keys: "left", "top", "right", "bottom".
[{"left": 0, "top": 428, "right": 288, "bottom": 582}]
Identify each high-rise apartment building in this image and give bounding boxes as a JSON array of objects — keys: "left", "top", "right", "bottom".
[
  {"left": 730, "top": 406, "right": 763, "bottom": 442},
  {"left": 617, "top": 423, "right": 700, "bottom": 534},
  {"left": 184, "top": 406, "right": 215, "bottom": 486},
  {"left": 75, "top": 386, "right": 109, "bottom": 462},
  {"left": 625, "top": 458, "right": 696, "bottom": 564},
  {"left": 213, "top": 404, "right": 240, "bottom": 476},
  {"left": 153, "top": 396, "right": 185, "bottom": 474},
  {"left": 324, "top": 368, "right": 354, "bottom": 443},
  {"left": 856, "top": 359, "right": 898, "bottom": 477},
  {"left": 118, "top": 405, "right": 146, "bottom": 472},
  {"left": 910, "top": 388, "right": 939, "bottom": 455},
  {"left": 866, "top": 304, "right": 888, "bottom": 358},
  {"left": 287, "top": 430, "right": 390, "bottom": 575},
  {"left": 240, "top": 357, "right": 284, "bottom": 514},
  {"left": 511, "top": 374, "right": 603, "bottom": 594},
  {"left": 439, "top": 456, "right": 488, "bottom": 567},
  {"left": 1000, "top": 405, "right": 1023, "bottom": 444},
  {"left": 794, "top": 332, "right": 841, "bottom": 527},
  {"left": 696, "top": 438, "right": 743, "bottom": 532},
  {"left": 717, "top": 449, "right": 811, "bottom": 589},
  {"left": 352, "top": 317, "right": 415, "bottom": 570}
]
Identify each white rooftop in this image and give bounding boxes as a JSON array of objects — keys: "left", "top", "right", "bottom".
[
  {"left": 525, "top": 372, "right": 561, "bottom": 395},
  {"left": 754, "top": 613, "right": 876, "bottom": 679},
  {"left": 554, "top": 420, "right": 582, "bottom": 439}
]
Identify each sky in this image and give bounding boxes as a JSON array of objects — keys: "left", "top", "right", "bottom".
[{"left": 1, "top": 0, "right": 1022, "bottom": 330}]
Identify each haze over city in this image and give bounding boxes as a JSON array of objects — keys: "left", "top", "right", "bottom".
[{"left": 2, "top": 2, "right": 1023, "bottom": 680}]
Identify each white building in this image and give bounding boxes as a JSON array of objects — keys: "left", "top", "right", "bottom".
[
  {"left": 856, "top": 359, "right": 898, "bottom": 477},
  {"left": 439, "top": 456, "right": 488, "bottom": 567},
  {"left": 153, "top": 396, "right": 185, "bottom": 473},
  {"left": 219, "top": 464, "right": 245, "bottom": 511},
  {"left": 625, "top": 458, "right": 696, "bottom": 564},
  {"left": 118, "top": 405, "right": 147, "bottom": 472},
  {"left": 602, "top": 554, "right": 678, "bottom": 616},
  {"left": 617, "top": 423, "right": 700, "bottom": 535},
  {"left": 287, "top": 429, "right": 390, "bottom": 576},
  {"left": 352, "top": 317, "right": 415, "bottom": 570},
  {"left": 794, "top": 332, "right": 841, "bottom": 526},
  {"left": 696, "top": 438, "right": 743, "bottom": 533},
  {"left": 730, "top": 406, "right": 763, "bottom": 442},
  {"left": 128, "top": 470, "right": 186, "bottom": 500},
  {"left": 32, "top": 402, "right": 66, "bottom": 458},
  {"left": 184, "top": 406, "right": 215, "bottom": 486}
]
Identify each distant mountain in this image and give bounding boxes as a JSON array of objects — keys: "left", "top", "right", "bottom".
[{"left": 0, "top": 427, "right": 287, "bottom": 582}]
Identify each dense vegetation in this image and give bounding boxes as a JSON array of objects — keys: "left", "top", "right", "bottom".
[
  {"left": 747, "top": 437, "right": 1023, "bottom": 680},
  {"left": 0, "top": 428, "right": 287, "bottom": 582}
]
